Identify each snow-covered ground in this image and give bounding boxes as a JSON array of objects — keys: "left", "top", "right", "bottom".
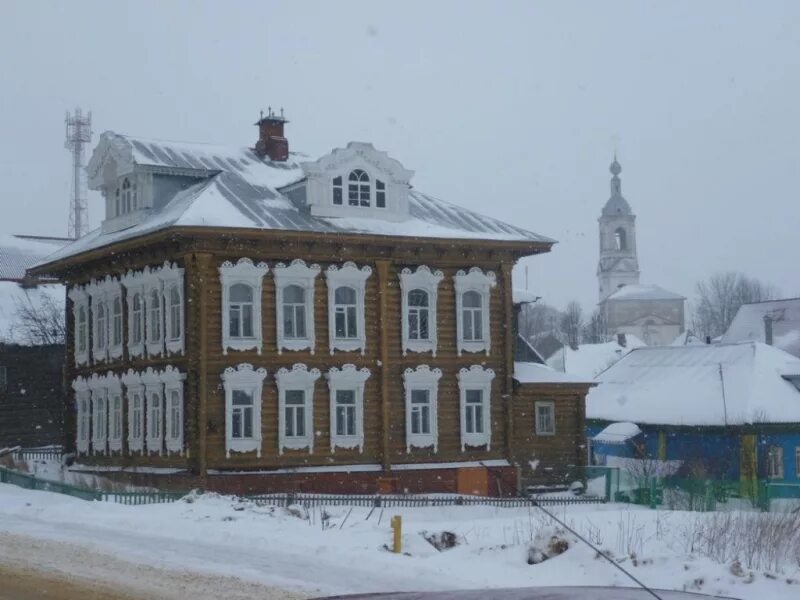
[{"left": 1, "top": 482, "right": 799, "bottom": 599}]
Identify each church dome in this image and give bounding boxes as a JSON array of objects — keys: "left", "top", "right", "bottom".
[{"left": 602, "top": 156, "right": 633, "bottom": 216}]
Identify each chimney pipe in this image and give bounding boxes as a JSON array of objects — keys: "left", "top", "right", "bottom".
[
  {"left": 763, "top": 315, "right": 774, "bottom": 346},
  {"left": 255, "top": 108, "right": 289, "bottom": 161},
  {"left": 617, "top": 333, "right": 626, "bottom": 348}
]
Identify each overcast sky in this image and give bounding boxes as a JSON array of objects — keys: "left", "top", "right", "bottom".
[{"left": 1, "top": 1, "right": 798, "bottom": 312}]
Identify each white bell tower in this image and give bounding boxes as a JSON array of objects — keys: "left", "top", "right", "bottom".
[{"left": 597, "top": 157, "right": 640, "bottom": 302}]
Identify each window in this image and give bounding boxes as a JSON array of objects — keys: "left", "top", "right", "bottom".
[
  {"left": 348, "top": 169, "right": 370, "bottom": 207},
  {"left": 122, "top": 370, "right": 145, "bottom": 454},
  {"left": 149, "top": 289, "right": 161, "bottom": 342},
  {"left": 376, "top": 180, "right": 386, "bottom": 208},
  {"left": 403, "top": 365, "right": 442, "bottom": 452},
  {"left": 141, "top": 368, "right": 164, "bottom": 455},
  {"left": 131, "top": 293, "right": 143, "bottom": 346},
  {"left": 159, "top": 262, "right": 185, "bottom": 355},
  {"left": 327, "top": 364, "right": 370, "bottom": 452},
  {"left": 96, "top": 302, "right": 107, "bottom": 350},
  {"left": 91, "top": 385, "right": 107, "bottom": 455},
  {"left": 0, "top": 365, "right": 6, "bottom": 392},
  {"left": 69, "top": 286, "right": 90, "bottom": 366},
  {"left": 168, "top": 286, "right": 182, "bottom": 339},
  {"left": 220, "top": 258, "right": 269, "bottom": 354},
  {"left": 767, "top": 446, "right": 784, "bottom": 479},
  {"left": 334, "top": 286, "right": 357, "bottom": 338},
  {"left": 122, "top": 271, "right": 146, "bottom": 358},
  {"left": 274, "top": 259, "right": 320, "bottom": 354},
  {"left": 453, "top": 267, "right": 496, "bottom": 356},
  {"left": 332, "top": 175, "right": 343, "bottom": 205},
  {"left": 132, "top": 181, "right": 138, "bottom": 209},
  {"left": 109, "top": 393, "right": 123, "bottom": 452},
  {"left": 614, "top": 227, "right": 627, "bottom": 251},
  {"left": 222, "top": 363, "right": 267, "bottom": 457},
  {"left": 108, "top": 294, "right": 123, "bottom": 359},
  {"left": 115, "top": 187, "right": 120, "bottom": 216},
  {"left": 399, "top": 266, "right": 443, "bottom": 356},
  {"left": 535, "top": 401, "right": 555, "bottom": 436},
  {"left": 276, "top": 364, "right": 320, "bottom": 454},
  {"left": 72, "top": 378, "right": 91, "bottom": 455},
  {"left": 457, "top": 365, "right": 495, "bottom": 450},
  {"left": 325, "top": 262, "right": 371, "bottom": 354},
  {"left": 163, "top": 365, "right": 185, "bottom": 454}
]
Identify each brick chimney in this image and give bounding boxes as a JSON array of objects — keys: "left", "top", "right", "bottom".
[
  {"left": 617, "top": 333, "right": 627, "bottom": 348},
  {"left": 763, "top": 315, "right": 774, "bottom": 346},
  {"left": 254, "top": 108, "right": 289, "bottom": 162}
]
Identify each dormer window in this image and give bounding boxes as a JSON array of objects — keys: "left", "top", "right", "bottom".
[
  {"left": 122, "top": 178, "right": 131, "bottom": 212},
  {"left": 333, "top": 176, "right": 343, "bottom": 205},
  {"left": 376, "top": 180, "right": 386, "bottom": 208},
  {"left": 348, "top": 169, "right": 370, "bottom": 207}
]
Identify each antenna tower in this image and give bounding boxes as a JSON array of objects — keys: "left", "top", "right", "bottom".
[{"left": 65, "top": 107, "right": 92, "bottom": 239}]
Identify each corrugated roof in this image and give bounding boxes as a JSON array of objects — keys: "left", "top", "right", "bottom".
[
  {"left": 587, "top": 342, "right": 800, "bottom": 426},
  {"left": 0, "top": 234, "right": 71, "bottom": 281},
  {"left": 39, "top": 133, "right": 553, "bottom": 268},
  {"left": 721, "top": 298, "right": 800, "bottom": 359}
]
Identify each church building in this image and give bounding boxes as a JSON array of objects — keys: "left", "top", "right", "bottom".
[
  {"left": 29, "top": 112, "right": 594, "bottom": 495},
  {"left": 597, "top": 159, "right": 685, "bottom": 346}
]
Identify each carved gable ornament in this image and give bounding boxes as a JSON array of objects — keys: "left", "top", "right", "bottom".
[{"left": 87, "top": 131, "right": 136, "bottom": 189}]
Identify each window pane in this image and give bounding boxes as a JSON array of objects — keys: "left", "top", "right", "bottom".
[
  {"left": 294, "top": 305, "right": 306, "bottom": 338},
  {"left": 408, "top": 310, "right": 419, "bottom": 340},
  {"left": 408, "top": 289, "right": 428, "bottom": 307},
  {"left": 346, "top": 406, "right": 355, "bottom": 435},
  {"left": 376, "top": 191, "right": 385, "bottom": 208},
  {"left": 419, "top": 309, "right": 429, "bottom": 339},
  {"left": 242, "top": 305, "right": 253, "bottom": 337},
  {"left": 232, "top": 389, "right": 253, "bottom": 406},
  {"left": 411, "top": 389, "right": 429, "bottom": 404},
  {"left": 230, "top": 284, "right": 253, "bottom": 302},
  {"left": 337, "top": 389, "right": 355, "bottom": 404},
  {"left": 463, "top": 291, "right": 481, "bottom": 308},
  {"left": 286, "top": 390, "right": 305, "bottom": 404},
  {"left": 295, "top": 406, "right": 305, "bottom": 436},
  {"left": 348, "top": 186, "right": 359, "bottom": 206},
  {"left": 335, "top": 286, "right": 356, "bottom": 304},
  {"left": 346, "top": 306, "right": 357, "bottom": 337},
  {"left": 333, "top": 176, "right": 342, "bottom": 185},
  {"left": 335, "top": 308, "right": 346, "bottom": 338},
  {"left": 243, "top": 407, "right": 253, "bottom": 438},
  {"left": 229, "top": 306, "right": 240, "bottom": 337},
  {"left": 463, "top": 310, "right": 473, "bottom": 340},
  {"left": 473, "top": 312, "right": 483, "bottom": 340},
  {"left": 333, "top": 187, "right": 342, "bottom": 205},
  {"left": 284, "top": 285, "right": 304, "bottom": 303},
  {"left": 420, "top": 405, "right": 430, "bottom": 434},
  {"left": 232, "top": 410, "right": 241, "bottom": 438}
]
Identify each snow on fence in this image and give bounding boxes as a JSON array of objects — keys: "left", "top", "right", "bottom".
[{"left": 11, "top": 445, "right": 64, "bottom": 462}]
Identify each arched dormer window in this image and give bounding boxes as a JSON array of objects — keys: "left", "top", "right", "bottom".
[
  {"left": 614, "top": 227, "right": 627, "bottom": 251},
  {"left": 122, "top": 178, "right": 131, "bottom": 213},
  {"left": 348, "top": 169, "right": 370, "bottom": 207}
]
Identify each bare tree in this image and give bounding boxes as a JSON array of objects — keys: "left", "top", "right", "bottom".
[
  {"left": 10, "top": 289, "right": 66, "bottom": 345},
  {"left": 692, "top": 272, "right": 779, "bottom": 339},
  {"left": 518, "top": 301, "right": 562, "bottom": 344},
  {"left": 582, "top": 308, "right": 608, "bottom": 344},
  {"left": 560, "top": 301, "right": 584, "bottom": 350}
]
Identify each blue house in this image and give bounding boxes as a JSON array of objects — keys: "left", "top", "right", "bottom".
[{"left": 586, "top": 341, "right": 800, "bottom": 497}]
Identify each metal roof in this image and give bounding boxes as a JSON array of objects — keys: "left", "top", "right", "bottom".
[
  {"left": 0, "top": 234, "right": 71, "bottom": 281},
  {"left": 721, "top": 298, "right": 800, "bottom": 359}
]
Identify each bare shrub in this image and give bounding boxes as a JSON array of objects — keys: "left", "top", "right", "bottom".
[{"left": 616, "top": 512, "right": 645, "bottom": 557}]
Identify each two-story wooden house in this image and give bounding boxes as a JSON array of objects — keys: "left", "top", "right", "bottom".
[{"left": 30, "top": 112, "right": 593, "bottom": 495}]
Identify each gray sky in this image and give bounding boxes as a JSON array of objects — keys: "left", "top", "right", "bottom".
[{"left": 2, "top": 0, "right": 799, "bottom": 312}]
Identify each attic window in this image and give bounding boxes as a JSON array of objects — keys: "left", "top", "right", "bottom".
[
  {"left": 333, "top": 176, "right": 343, "bottom": 205},
  {"left": 348, "top": 170, "right": 370, "bottom": 207},
  {"left": 122, "top": 179, "right": 131, "bottom": 212},
  {"left": 376, "top": 180, "right": 386, "bottom": 208}
]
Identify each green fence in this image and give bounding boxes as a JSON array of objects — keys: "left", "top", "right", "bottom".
[{"left": 0, "top": 467, "right": 103, "bottom": 502}]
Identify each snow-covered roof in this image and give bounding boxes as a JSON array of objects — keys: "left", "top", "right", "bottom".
[
  {"left": 545, "top": 335, "right": 646, "bottom": 379},
  {"left": 721, "top": 298, "right": 800, "bottom": 359},
  {"left": 0, "top": 234, "right": 71, "bottom": 281},
  {"left": 592, "top": 422, "right": 642, "bottom": 444},
  {"left": 670, "top": 330, "right": 704, "bottom": 346},
  {"left": 512, "top": 288, "right": 540, "bottom": 304},
  {"left": 0, "top": 281, "right": 65, "bottom": 344},
  {"left": 37, "top": 132, "right": 553, "bottom": 268},
  {"left": 587, "top": 341, "right": 800, "bottom": 426},
  {"left": 513, "top": 361, "right": 595, "bottom": 385},
  {"left": 605, "top": 284, "right": 685, "bottom": 302}
]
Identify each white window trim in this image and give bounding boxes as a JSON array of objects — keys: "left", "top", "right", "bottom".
[
  {"left": 72, "top": 377, "right": 91, "bottom": 455},
  {"left": 325, "top": 262, "right": 372, "bottom": 355},
  {"left": 121, "top": 270, "right": 145, "bottom": 359},
  {"left": 141, "top": 367, "right": 164, "bottom": 455},
  {"left": 106, "top": 373, "right": 123, "bottom": 453},
  {"left": 402, "top": 365, "right": 442, "bottom": 453},
  {"left": 457, "top": 365, "right": 495, "bottom": 451},
  {"left": 69, "top": 286, "right": 90, "bottom": 366},
  {"left": 767, "top": 446, "right": 784, "bottom": 479},
  {"left": 143, "top": 267, "right": 165, "bottom": 358},
  {"left": 399, "top": 265, "right": 444, "bottom": 357},
  {"left": 453, "top": 267, "right": 497, "bottom": 356},
  {"left": 121, "top": 370, "right": 145, "bottom": 455},
  {"left": 220, "top": 258, "right": 269, "bottom": 355},
  {"left": 221, "top": 363, "right": 267, "bottom": 458},
  {"left": 276, "top": 364, "right": 321, "bottom": 455},
  {"left": 274, "top": 259, "right": 321, "bottom": 354},
  {"left": 162, "top": 365, "right": 186, "bottom": 455},
  {"left": 88, "top": 373, "right": 108, "bottom": 455},
  {"left": 326, "top": 364, "right": 370, "bottom": 453},
  {"left": 535, "top": 400, "right": 556, "bottom": 436},
  {"left": 160, "top": 261, "right": 185, "bottom": 356},
  {"left": 87, "top": 279, "right": 111, "bottom": 363}
]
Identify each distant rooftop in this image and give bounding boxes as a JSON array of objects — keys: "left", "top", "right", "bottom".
[
  {"left": 605, "top": 283, "right": 685, "bottom": 302},
  {"left": 721, "top": 298, "right": 800, "bottom": 359},
  {"left": 0, "top": 234, "right": 71, "bottom": 282}
]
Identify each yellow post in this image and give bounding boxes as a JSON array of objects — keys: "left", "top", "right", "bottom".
[{"left": 390, "top": 515, "right": 402, "bottom": 553}]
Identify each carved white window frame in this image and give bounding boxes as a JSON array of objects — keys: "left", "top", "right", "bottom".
[
  {"left": 457, "top": 365, "right": 495, "bottom": 451},
  {"left": 276, "top": 364, "right": 320, "bottom": 455},
  {"left": 141, "top": 367, "right": 164, "bottom": 455},
  {"left": 326, "top": 364, "right": 370, "bottom": 453},
  {"left": 220, "top": 258, "right": 268, "bottom": 355},
  {"left": 87, "top": 280, "right": 109, "bottom": 363},
  {"left": 221, "top": 363, "right": 267, "bottom": 458},
  {"left": 69, "top": 286, "right": 90, "bottom": 366},
  {"left": 160, "top": 262, "right": 185, "bottom": 356},
  {"left": 402, "top": 365, "right": 442, "bottom": 453},
  {"left": 162, "top": 365, "right": 186, "bottom": 455},
  {"left": 143, "top": 267, "right": 164, "bottom": 358},
  {"left": 325, "top": 262, "right": 372, "bottom": 355},
  {"left": 121, "top": 272, "right": 145, "bottom": 359},
  {"left": 72, "top": 377, "right": 91, "bottom": 455},
  {"left": 399, "top": 266, "right": 444, "bottom": 356},
  {"left": 121, "top": 370, "right": 145, "bottom": 454},
  {"left": 107, "top": 281, "right": 124, "bottom": 361},
  {"left": 88, "top": 373, "right": 108, "bottom": 455},
  {"left": 106, "top": 373, "right": 124, "bottom": 453},
  {"left": 273, "top": 259, "right": 320, "bottom": 354},
  {"left": 454, "top": 267, "right": 497, "bottom": 356}
]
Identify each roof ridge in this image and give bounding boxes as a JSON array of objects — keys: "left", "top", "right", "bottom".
[{"left": 740, "top": 297, "right": 800, "bottom": 306}]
